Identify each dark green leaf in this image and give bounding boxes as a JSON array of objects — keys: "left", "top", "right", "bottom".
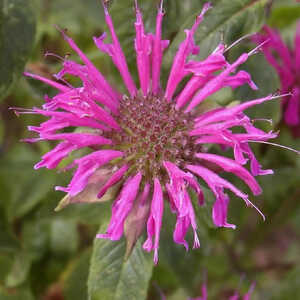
[
  {"left": 269, "top": 4, "right": 300, "bottom": 29},
  {"left": 0, "top": 145, "right": 56, "bottom": 220},
  {"left": 164, "top": 0, "right": 268, "bottom": 66},
  {"left": 88, "top": 222, "right": 153, "bottom": 300},
  {"left": 0, "top": 0, "right": 36, "bottom": 101}
]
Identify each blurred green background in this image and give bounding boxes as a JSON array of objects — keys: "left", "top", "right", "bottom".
[{"left": 0, "top": 0, "right": 299, "bottom": 299}]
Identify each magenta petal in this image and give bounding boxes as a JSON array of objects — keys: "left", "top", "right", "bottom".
[
  {"left": 295, "top": 21, "right": 300, "bottom": 71},
  {"left": 152, "top": 6, "right": 168, "bottom": 95},
  {"left": 284, "top": 88, "right": 300, "bottom": 126},
  {"left": 35, "top": 142, "right": 77, "bottom": 170},
  {"left": 164, "top": 3, "right": 211, "bottom": 101},
  {"left": 185, "top": 53, "right": 249, "bottom": 112},
  {"left": 97, "top": 172, "right": 142, "bottom": 241},
  {"left": 61, "top": 150, "right": 123, "bottom": 196},
  {"left": 212, "top": 189, "right": 236, "bottom": 229},
  {"left": 98, "top": 8, "right": 137, "bottom": 97},
  {"left": 195, "top": 153, "right": 262, "bottom": 195},
  {"left": 24, "top": 72, "right": 70, "bottom": 93},
  {"left": 58, "top": 29, "right": 121, "bottom": 103},
  {"left": 97, "top": 165, "right": 129, "bottom": 198},
  {"left": 143, "top": 178, "right": 164, "bottom": 264},
  {"left": 173, "top": 214, "right": 190, "bottom": 251},
  {"left": 134, "top": 5, "right": 152, "bottom": 96}
]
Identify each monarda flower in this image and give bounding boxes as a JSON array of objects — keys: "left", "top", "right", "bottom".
[
  {"left": 188, "top": 281, "right": 255, "bottom": 300},
  {"left": 159, "top": 276, "right": 255, "bottom": 300},
  {"left": 17, "top": 1, "right": 280, "bottom": 263},
  {"left": 254, "top": 23, "right": 300, "bottom": 136}
]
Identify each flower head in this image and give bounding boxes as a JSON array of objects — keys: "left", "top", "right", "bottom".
[
  {"left": 254, "top": 23, "right": 300, "bottom": 136},
  {"left": 18, "top": 1, "right": 279, "bottom": 263}
]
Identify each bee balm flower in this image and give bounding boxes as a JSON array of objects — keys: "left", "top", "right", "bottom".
[
  {"left": 254, "top": 23, "right": 300, "bottom": 136},
  {"left": 18, "top": 1, "right": 280, "bottom": 263},
  {"left": 188, "top": 281, "right": 255, "bottom": 300}
]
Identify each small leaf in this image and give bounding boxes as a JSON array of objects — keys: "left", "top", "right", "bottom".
[
  {"left": 0, "top": 0, "right": 36, "bottom": 101},
  {"left": 88, "top": 222, "right": 153, "bottom": 300}
]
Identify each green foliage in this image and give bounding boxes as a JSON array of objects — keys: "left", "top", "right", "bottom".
[
  {"left": 164, "top": 0, "right": 268, "bottom": 65},
  {"left": 0, "top": 0, "right": 36, "bottom": 101},
  {"left": 0, "top": 0, "right": 299, "bottom": 299},
  {"left": 88, "top": 222, "right": 153, "bottom": 300}
]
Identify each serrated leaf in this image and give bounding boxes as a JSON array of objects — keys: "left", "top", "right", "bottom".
[
  {"left": 164, "top": 0, "right": 268, "bottom": 66},
  {"left": 0, "top": 0, "right": 36, "bottom": 101},
  {"left": 88, "top": 222, "right": 153, "bottom": 300}
]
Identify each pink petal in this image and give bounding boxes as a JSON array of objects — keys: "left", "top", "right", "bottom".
[
  {"left": 97, "top": 172, "right": 142, "bottom": 240},
  {"left": 143, "top": 178, "right": 164, "bottom": 264}
]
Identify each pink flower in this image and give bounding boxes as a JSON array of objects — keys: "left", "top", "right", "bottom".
[
  {"left": 189, "top": 281, "right": 255, "bottom": 300},
  {"left": 157, "top": 277, "right": 255, "bottom": 300},
  {"left": 254, "top": 23, "right": 300, "bottom": 136},
  {"left": 17, "top": 1, "right": 280, "bottom": 263}
]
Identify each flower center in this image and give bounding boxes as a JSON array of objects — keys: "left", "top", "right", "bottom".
[{"left": 106, "top": 93, "right": 198, "bottom": 181}]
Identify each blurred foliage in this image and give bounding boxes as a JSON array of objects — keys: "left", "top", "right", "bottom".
[
  {"left": 0, "top": 0, "right": 36, "bottom": 102},
  {"left": 0, "top": 0, "right": 299, "bottom": 299}
]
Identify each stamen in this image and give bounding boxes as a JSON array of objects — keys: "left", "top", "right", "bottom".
[
  {"left": 224, "top": 33, "right": 255, "bottom": 53},
  {"left": 100, "top": 0, "right": 109, "bottom": 11},
  {"left": 252, "top": 118, "right": 273, "bottom": 125},
  {"left": 159, "top": 0, "right": 164, "bottom": 11},
  {"left": 44, "top": 51, "right": 64, "bottom": 61},
  {"left": 245, "top": 198, "right": 265, "bottom": 221},
  {"left": 270, "top": 92, "right": 293, "bottom": 99},
  {"left": 248, "top": 39, "right": 270, "bottom": 56},
  {"left": 53, "top": 24, "right": 68, "bottom": 39},
  {"left": 248, "top": 140, "right": 300, "bottom": 155},
  {"left": 53, "top": 74, "right": 74, "bottom": 89},
  {"left": 9, "top": 107, "right": 36, "bottom": 116}
]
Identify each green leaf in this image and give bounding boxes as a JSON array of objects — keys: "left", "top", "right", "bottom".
[
  {"left": 164, "top": 0, "right": 268, "bottom": 66},
  {"left": 88, "top": 222, "right": 153, "bottom": 300},
  {"left": 0, "top": 0, "right": 36, "bottom": 101},
  {"left": 269, "top": 3, "right": 300, "bottom": 29},
  {"left": 0, "top": 145, "right": 58, "bottom": 221}
]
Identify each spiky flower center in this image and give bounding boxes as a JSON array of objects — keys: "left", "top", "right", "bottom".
[{"left": 106, "top": 93, "right": 198, "bottom": 181}]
